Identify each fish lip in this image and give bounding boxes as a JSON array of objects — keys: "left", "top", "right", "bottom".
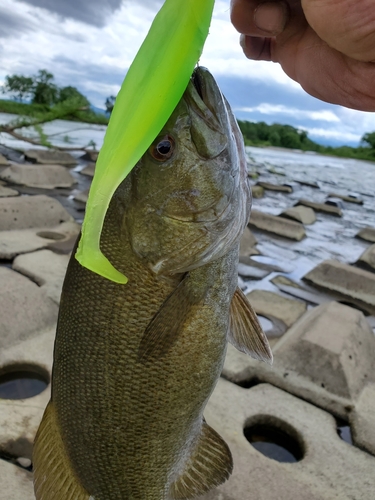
[{"left": 192, "top": 67, "right": 204, "bottom": 100}]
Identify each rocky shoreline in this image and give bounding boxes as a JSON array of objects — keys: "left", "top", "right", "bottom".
[{"left": 0, "top": 144, "right": 374, "bottom": 499}]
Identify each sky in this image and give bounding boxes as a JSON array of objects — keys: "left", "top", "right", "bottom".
[{"left": 1, "top": 0, "right": 375, "bottom": 147}]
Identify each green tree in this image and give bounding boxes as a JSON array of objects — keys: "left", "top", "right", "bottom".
[
  {"left": 268, "top": 131, "right": 281, "bottom": 146},
  {"left": 280, "top": 131, "right": 301, "bottom": 149},
  {"left": 298, "top": 129, "right": 308, "bottom": 143},
  {"left": 58, "top": 86, "right": 90, "bottom": 107},
  {"left": 1, "top": 74, "right": 34, "bottom": 102},
  {"left": 361, "top": 131, "right": 375, "bottom": 149},
  {"left": 32, "top": 69, "right": 58, "bottom": 106}
]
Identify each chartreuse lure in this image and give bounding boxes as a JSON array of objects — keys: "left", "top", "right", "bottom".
[{"left": 75, "top": 0, "right": 215, "bottom": 284}]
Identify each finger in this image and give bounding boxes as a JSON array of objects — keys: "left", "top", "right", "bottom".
[
  {"left": 302, "top": 0, "right": 375, "bottom": 62},
  {"left": 240, "top": 34, "right": 273, "bottom": 61},
  {"left": 274, "top": 25, "right": 375, "bottom": 111},
  {"left": 231, "top": 0, "right": 289, "bottom": 37},
  {"left": 237, "top": 0, "right": 307, "bottom": 63}
]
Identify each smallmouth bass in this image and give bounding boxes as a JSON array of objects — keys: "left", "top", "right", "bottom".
[{"left": 33, "top": 67, "right": 272, "bottom": 500}]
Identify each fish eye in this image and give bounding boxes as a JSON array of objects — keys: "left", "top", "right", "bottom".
[{"left": 150, "top": 135, "right": 175, "bottom": 161}]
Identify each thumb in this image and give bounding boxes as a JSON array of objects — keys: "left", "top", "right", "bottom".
[{"left": 302, "top": 0, "right": 375, "bottom": 62}]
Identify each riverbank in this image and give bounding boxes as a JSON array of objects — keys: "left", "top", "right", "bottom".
[{"left": 0, "top": 99, "right": 109, "bottom": 126}]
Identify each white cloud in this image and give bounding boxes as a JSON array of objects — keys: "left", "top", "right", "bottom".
[
  {"left": 304, "top": 127, "right": 361, "bottom": 143},
  {"left": 236, "top": 103, "right": 340, "bottom": 122}
]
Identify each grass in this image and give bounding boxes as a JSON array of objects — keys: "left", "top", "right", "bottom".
[{"left": 0, "top": 99, "right": 109, "bottom": 125}]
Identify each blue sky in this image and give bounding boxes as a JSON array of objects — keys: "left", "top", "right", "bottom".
[{"left": 1, "top": 0, "right": 375, "bottom": 146}]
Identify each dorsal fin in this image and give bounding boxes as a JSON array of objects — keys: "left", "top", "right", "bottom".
[
  {"left": 138, "top": 274, "right": 206, "bottom": 362},
  {"left": 33, "top": 402, "right": 90, "bottom": 500},
  {"left": 170, "top": 420, "right": 233, "bottom": 499},
  {"left": 229, "top": 287, "right": 273, "bottom": 363}
]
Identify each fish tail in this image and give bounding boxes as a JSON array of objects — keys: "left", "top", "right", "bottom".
[{"left": 33, "top": 401, "right": 90, "bottom": 500}]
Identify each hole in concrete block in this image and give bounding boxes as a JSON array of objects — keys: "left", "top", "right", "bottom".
[
  {"left": 244, "top": 417, "right": 304, "bottom": 463},
  {"left": 231, "top": 377, "right": 261, "bottom": 389},
  {"left": 257, "top": 315, "right": 273, "bottom": 332},
  {"left": 336, "top": 418, "right": 353, "bottom": 445},
  {"left": 0, "top": 364, "right": 49, "bottom": 399},
  {"left": 0, "top": 452, "right": 33, "bottom": 472},
  {"left": 36, "top": 231, "right": 65, "bottom": 240},
  {"left": 0, "top": 260, "right": 12, "bottom": 269},
  {"left": 258, "top": 314, "right": 287, "bottom": 339}
]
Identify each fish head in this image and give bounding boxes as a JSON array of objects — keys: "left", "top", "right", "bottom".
[{"left": 125, "top": 66, "right": 251, "bottom": 275}]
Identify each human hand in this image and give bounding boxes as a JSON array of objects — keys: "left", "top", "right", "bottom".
[{"left": 230, "top": 0, "right": 375, "bottom": 111}]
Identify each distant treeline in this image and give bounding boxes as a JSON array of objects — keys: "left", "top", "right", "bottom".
[
  {"left": 238, "top": 120, "right": 375, "bottom": 161},
  {"left": 0, "top": 69, "right": 108, "bottom": 125}
]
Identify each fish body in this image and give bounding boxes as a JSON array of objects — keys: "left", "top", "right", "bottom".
[{"left": 33, "top": 67, "right": 271, "bottom": 500}]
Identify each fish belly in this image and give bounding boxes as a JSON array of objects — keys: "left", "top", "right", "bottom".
[{"left": 47, "top": 251, "right": 236, "bottom": 499}]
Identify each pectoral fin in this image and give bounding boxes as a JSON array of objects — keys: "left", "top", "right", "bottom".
[
  {"left": 33, "top": 402, "right": 90, "bottom": 500},
  {"left": 170, "top": 420, "right": 233, "bottom": 499},
  {"left": 138, "top": 275, "right": 206, "bottom": 362},
  {"left": 229, "top": 287, "right": 273, "bottom": 363}
]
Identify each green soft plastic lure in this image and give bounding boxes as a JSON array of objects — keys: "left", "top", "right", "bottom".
[{"left": 75, "top": 0, "right": 215, "bottom": 284}]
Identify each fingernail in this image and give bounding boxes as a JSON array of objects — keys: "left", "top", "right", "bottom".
[
  {"left": 240, "top": 33, "right": 247, "bottom": 51},
  {"left": 240, "top": 35, "right": 271, "bottom": 60},
  {"left": 254, "top": 1, "right": 288, "bottom": 35}
]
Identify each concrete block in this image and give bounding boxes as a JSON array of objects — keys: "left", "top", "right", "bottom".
[
  {"left": 246, "top": 290, "right": 306, "bottom": 333},
  {"left": 199, "top": 380, "right": 375, "bottom": 500},
  {"left": 0, "top": 153, "right": 9, "bottom": 165},
  {"left": 0, "top": 185, "right": 19, "bottom": 197},
  {"left": 272, "top": 274, "right": 375, "bottom": 316},
  {"left": 0, "top": 194, "right": 73, "bottom": 230},
  {"left": 0, "top": 267, "right": 58, "bottom": 350},
  {"left": 350, "top": 384, "right": 375, "bottom": 455},
  {"left": 24, "top": 149, "right": 77, "bottom": 165},
  {"left": 13, "top": 249, "right": 69, "bottom": 304},
  {"left": 80, "top": 163, "right": 95, "bottom": 177},
  {"left": 294, "top": 179, "right": 319, "bottom": 189},
  {"left": 249, "top": 210, "right": 306, "bottom": 241},
  {"left": 328, "top": 192, "right": 363, "bottom": 204},
  {"left": 0, "top": 221, "right": 80, "bottom": 259},
  {"left": 0, "top": 329, "right": 54, "bottom": 461},
  {"left": 356, "top": 244, "right": 375, "bottom": 272},
  {"left": 46, "top": 233, "right": 78, "bottom": 254},
  {"left": 296, "top": 199, "right": 342, "bottom": 216},
  {"left": 72, "top": 188, "right": 89, "bottom": 204},
  {"left": 223, "top": 302, "right": 375, "bottom": 420},
  {"left": 256, "top": 182, "right": 292, "bottom": 193},
  {"left": 303, "top": 259, "right": 375, "bottom": 310},
  {"left": 239, "top": 256, "right": 293, "bottom": 275},
  {"left": 356, "top": 227, "right": 375, "bottom": 243},
  {"left": 251, "top": 185, "right": 264, "bottom": 198},
  {"left": 79, "top": 150, "right": 99, "bottom": 162},
  {"left": 274, "top": 302, "right": 375, "bottom": 399},
  {"left": 0, "top": 164, "right": 75, "bottom": 189},
  {"left": 279, "top": 206, "right": 316, "bottom": 225},
  {"left": 0, "top": 459, "right": 34, "bottom": 500},
  {"left": 239, "top": 226, "right": 257, "bottom": 257}
]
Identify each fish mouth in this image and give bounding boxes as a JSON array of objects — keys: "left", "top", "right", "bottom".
[
  {"left": 192, "top": 67, "right": 204, "bottom": 100},
  {"left": 190, "top": 66, "right": 223, "bottom": 118}
]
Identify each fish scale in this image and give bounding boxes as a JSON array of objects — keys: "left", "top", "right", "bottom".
[{"left": 33, "top": 67, "right": 272, "bottom": 500}]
